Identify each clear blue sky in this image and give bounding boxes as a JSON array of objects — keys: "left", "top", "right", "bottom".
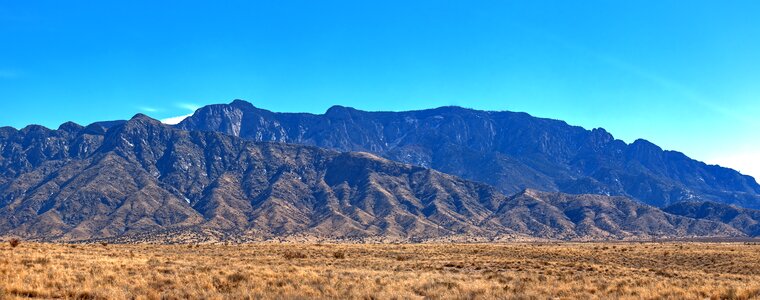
[{"left": 1, "top": 1, "right": 759, "bottom": 178}]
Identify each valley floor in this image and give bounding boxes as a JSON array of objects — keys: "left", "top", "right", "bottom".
[{"left": 1, "top": 242, "right": 759, "bottom": 299}]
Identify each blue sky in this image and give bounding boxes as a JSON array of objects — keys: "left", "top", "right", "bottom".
[{"left": 1, "top": 1, "right": 759, "bottom": 178}]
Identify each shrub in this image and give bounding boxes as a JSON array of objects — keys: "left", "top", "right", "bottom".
[
  {"left": 147, "top": 258, "right": 161, "bottom": 266},
  {"left": 722, "top": 287, "right": 738, "bottom": 300},
  {"left": 9, "top": 238, "right": 20, "bottom": 248},
  {"left": 20, "top": 257, "right": 50, "bottom": 267},
  {"left": 333, "top": 251, "right": 346, "bottom": 259},
  {"left": 227, "top": 272, "right": 247, "bottom": 284},
  {"left": 283, "top": 250, "right": 307, "bottom": 260},
  {"left": 395, "top": 254, "right": 413, "bottom": 261}
]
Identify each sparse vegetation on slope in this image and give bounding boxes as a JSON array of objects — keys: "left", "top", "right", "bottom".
[
  {"left": 1, "top": 242, "right": 759, "bottom": 299},
  {"left": 2, "top": 114, "right": 744, "bottom": 242}
]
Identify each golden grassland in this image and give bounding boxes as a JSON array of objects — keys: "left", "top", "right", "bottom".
[{"left": 1, "top": 241, "right": 760, "bottom": 299}]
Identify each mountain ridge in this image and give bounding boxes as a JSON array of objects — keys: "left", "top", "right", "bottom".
[
  {"left": 0, "top": 113, "right": 750, "bottom": 242},
  {"left": 177, "top": 99, "right": 760, "bottom": 209},
  {"left": 665, "top": 201, "right": 760, "bottom": 236}
]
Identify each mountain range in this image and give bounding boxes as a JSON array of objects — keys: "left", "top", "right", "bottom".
[
  {"left": 0, "top": 100, "right": 758, "bottom": 242},
  {"left": 178, "top": 100, "right": 760, "bottom": 209}
]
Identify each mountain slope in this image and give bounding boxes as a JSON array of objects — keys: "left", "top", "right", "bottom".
[
  {"left": 501, "top": 190, "right": 741, "bottom": 240},
  {"left": 664, "top": 201, "right": 760, "bottom": 236},
  {"left": 0, "top": 115, "right": 741, "bottom": 241},
  {"left": 0, "top": 115, "right": 503, "bottom": 241},
  {"left": 177, "top": 100, "right": 760, "bottom": 209}
]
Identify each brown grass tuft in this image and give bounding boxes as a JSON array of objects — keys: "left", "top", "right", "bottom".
[
  {"left": 227, "top": 272, "right": 247, "bottom": 284},
  {"left": 282, "top": 250, "right": 307, "bottom": 260}
]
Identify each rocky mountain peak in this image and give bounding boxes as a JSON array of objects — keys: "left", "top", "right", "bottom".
[
  {"left": 130, "top": 113, "right": 160, "bottom": 122},
  {"left": 0, "top": 126, "right": 18, "bottom": 138},
  {"left": 590, "top": 127, "right": 614, "bottom": 143},
  {"left": 325, "top": 105, "right": 357, "bottom": 118},
  {"left": 82, "top": 123, "right": 108, "bottom": 135},
  {"left": 229, "top": 99, "right": 255, "bottom": 109},
  {"left": 19, "top": 124, "right": 52, "bottom": 134},
  {"left": 57, "top": 121, "right": 84, "bottom": 133},
  {"left": 99, "top": 113, "right": 171, "bottom": 155}
]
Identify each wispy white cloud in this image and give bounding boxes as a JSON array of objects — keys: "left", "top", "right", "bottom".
[
  {"left": 177, "top": 103, "right": 201, "bottom": 111},
  {"left": 161, "top": 113, "right": 193, "bottom": 125},
  {"left": 138, "top": 106, "right": 159, "bottom": 113},
  {"left": 708, "top": 151, "right": 760, "bottom": 180},
  {"left": 157, "top": 102, "right": 202, "bottom": 124}
]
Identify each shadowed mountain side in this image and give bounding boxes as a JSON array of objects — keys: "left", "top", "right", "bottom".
[
  {"left": 0, "top": 115, "right": 744, "bottom": 242},
  {"left": 665, "top": 201, "right": 760, "bottom": 237},
  {"left": 496, "top": 190, "right": 742, "bottom": 240},
  {"left": 177, "top": 100, "right": 760, "bottom": 209}
]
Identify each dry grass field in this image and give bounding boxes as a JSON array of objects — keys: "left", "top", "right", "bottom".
[{"left": 1, "top": 241, "right": 760, "bottom": 299}]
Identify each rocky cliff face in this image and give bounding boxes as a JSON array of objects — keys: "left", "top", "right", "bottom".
[
  {"left": 177, "top": 100, "right": 760, "bottom": 209},
  {"left": 0, "top": 114, "right": 743, "bottom": 242}
]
